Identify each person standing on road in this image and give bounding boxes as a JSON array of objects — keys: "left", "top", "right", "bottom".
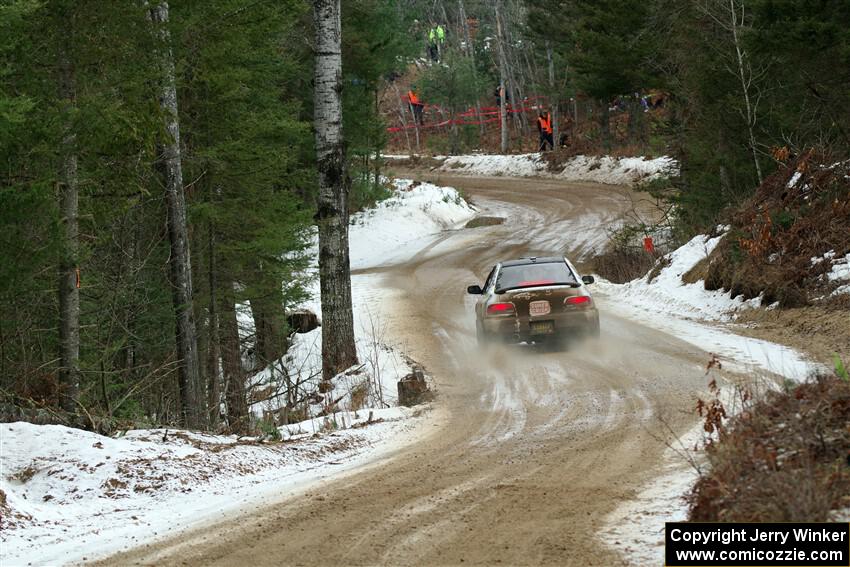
[
  {"left": 436, "top": 24, "right": 445, "bottom": 60},
  {"left": 537, "top": 110, "right": 554, "bottom": 151}
]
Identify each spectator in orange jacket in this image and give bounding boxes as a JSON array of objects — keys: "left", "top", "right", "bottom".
[
  {"left": 536, "top": 110, "right": 553, "bottom": 151},
  {"left": 408, "top": 89, "right": 424, "bottom": 125}
]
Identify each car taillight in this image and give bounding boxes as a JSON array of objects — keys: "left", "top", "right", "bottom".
[
  {"left": 564, "top": 295, "right": 592, "bottom": 307},
  {"left": 487, "top": 302, "right": 515, "bottom": 316}
]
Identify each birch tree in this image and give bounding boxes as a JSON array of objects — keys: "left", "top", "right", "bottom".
[
  {"left": 699, "top": 0, "right": 764, "bottom": 184},
  {"left": 312, "top": 0, "right": 358, "bottom": 382},
  {"left": 56, "top": 3, "right": 79, "bottom": 414},
  {"left": 148, "top": 1, "right": 204, "bottom": 428}
]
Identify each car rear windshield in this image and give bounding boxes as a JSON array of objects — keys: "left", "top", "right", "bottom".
[{"left": 495, "top": 262, "right": 577, "bottom": 293}]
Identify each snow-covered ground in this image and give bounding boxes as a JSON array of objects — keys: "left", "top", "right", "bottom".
[
  {"left": 0, "top": 411, "right": 421, "bottom": 565},
  {"left": 350, "top": 179, "right": 476, "bottom": 270},
  {"left": 0, "top": 179, "right": 475, "bottom": 567},
  {"left": 421, "top": 152, "right": 677, "bottom": 185}
]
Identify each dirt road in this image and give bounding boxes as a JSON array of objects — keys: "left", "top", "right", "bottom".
[{"left": 100, "top": 174, "right": 714, "bottom": 566}]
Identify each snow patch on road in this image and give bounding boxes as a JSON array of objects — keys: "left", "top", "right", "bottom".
[
  {"left": 601, "top": 425, "right": 701, "bottom": 566},
  {"left": 436, "top": 152, "right": 676, "bottom": 185}
]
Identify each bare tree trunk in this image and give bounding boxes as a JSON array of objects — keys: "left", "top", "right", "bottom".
[
  {"left": 206, "top": 224, "right": 221, "bottom": 427},
  {"left": 599, "top": 102, "right": 612, "bottom": 152},
  {"left": 728, "top": 0, "right": 763, "bottom": 184},
  {"left": 699, "top": 0, "right": 763, "bottom": 185},
  {"left": 312, "top": 0, "right": 358, "bottom": 382},
  {"left": 458, "top": 0, "right": 485, "bottom": 139},
  {"left": 220, "top": 283, "right": 248, "bottom": 434},
  {"left": 495, "top": 1, "right": 509, "bottom": 154},
  {"left": 148, "top": 1, "right": 204, "bottom": 429},
  {"left": 503, "top": 24, "right": 527, "bottom": 137},
  {"left": 506, "top": 58, "right": 524, "bottom": 136},
  {"left": 248, "top": 268, "right": 287, "bottom": 368},
  {"left": 412, "top": 106, "right": 422, "bottom": 152},
  {"left": 390, "top": 82, "right": 413, "bottom": 156},
  {"left": 450, "top": 108, "right": 460, "bottom": 154},
  {"left": 122, "top": 199, "right": 143, "bottom": 385},
  {"left": 373, "top": 88, "right": 381, "bottom": 187},
  {"left": 546, "top": 42, "right": 559, "bottom": 148},
  {"left": 57, "top": 13, "right": 80, "bottom": 414}
]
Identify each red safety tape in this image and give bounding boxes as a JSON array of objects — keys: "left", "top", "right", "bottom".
[
  {"left": 387, "top": 108, "right": 541, "bottom": 132},
  {"left": 392, "top": 95, "right": 551, "bottom": 133}
]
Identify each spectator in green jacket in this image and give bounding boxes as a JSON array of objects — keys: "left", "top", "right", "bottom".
[{"left": 427, "top": 24, "right": 439, "bottom": 62}]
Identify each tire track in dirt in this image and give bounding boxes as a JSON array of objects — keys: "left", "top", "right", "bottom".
[{"left": 96, "top": 174, "right": 712, "bottom": 567}]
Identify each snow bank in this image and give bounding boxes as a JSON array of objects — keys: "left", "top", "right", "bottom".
[
  {"left": 350, "top": 179, "right": 476, "bottom": 270},
  {"left": 440, "top": 153, "right": 544, "bottom": 177},
  {"left": 558, "top": 155, "right": 678, "bottom": 185},
  {"left": 438, "top": 152, "right": 677, "bottom": 185},
  {"left": 599, "top": 233, "right": 758, "bottom": 323},
  {"left": 811, "top": 250, "right": 850, "bottom": 296},
  {"left": 0, "top": 411, "right": 421, "bottom": 565},
  {"left": 246, "top": 179, "right": 475, "bottom": 420},
  {"left": 594, "top": 233, "right": 817, "bottom": 381}
]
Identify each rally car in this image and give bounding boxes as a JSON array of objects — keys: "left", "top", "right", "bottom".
[{"left": 467, "top": 256, "right": 600, "bottom": 345}]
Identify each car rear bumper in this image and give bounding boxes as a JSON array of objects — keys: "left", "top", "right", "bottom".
[{"left": 482, "top": 309, "right": 599, "bottom": 342}]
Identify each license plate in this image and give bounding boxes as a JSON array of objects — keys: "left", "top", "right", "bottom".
[
  {"left": 529, "top": 300, "right": 551, "bottom": 316},
  {"left": 530, "top": 321, "right": 554, "bottom": 335}
]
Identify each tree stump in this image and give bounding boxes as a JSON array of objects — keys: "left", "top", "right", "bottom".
[
  {"left": 286, "top": 309, "right": 320, "bottom": 334},
  {"left": 397, "top": 367, "right": 431, "bottom": 407}
]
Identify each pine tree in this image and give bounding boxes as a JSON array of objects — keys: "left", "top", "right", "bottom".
[
  {"left": 55, "top": 0, "right": 80, "bottom": 414},
  {"left": 572, "top": 0, "right": 655, "bottom": 150}
]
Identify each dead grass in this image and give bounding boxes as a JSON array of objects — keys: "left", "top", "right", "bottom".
[
  {"left": 383, "top": 155, "right": 445, "bottom": 171},
  {"left": 11, "top": 466, "right": 37, "bottom": 484},
  {"left": 646, "top": 256, "right": 671, "bottom": 283},
  {"left": 703, "top": 152, "right": 850, "bottom": 307},
  {"left": 349, "top": 382, "right": 369, "bottom": 411},
  {"left": 689, "top": 375, "right": 850, "bottom": 522},
  {"left": 682, "top": 256, "right": 709, "bottom": 285},
  {"left": 592, "top": 248, "right": 657, "bottom": 283}
]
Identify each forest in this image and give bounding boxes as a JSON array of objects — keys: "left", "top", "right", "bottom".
[{"left": 2, "top": 0, "right": 848, "bottom": 434}]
